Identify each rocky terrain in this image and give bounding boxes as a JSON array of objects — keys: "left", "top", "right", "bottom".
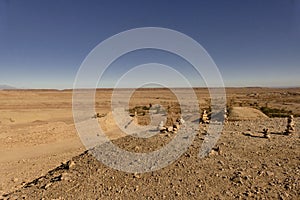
[
  {"left": 1, "top": 117, "right": 299, "bottom": 199},
  {"left": 0, "top": 88, "right": 299, "bottom": 199}
]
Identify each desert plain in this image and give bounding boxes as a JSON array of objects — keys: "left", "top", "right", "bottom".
[{"left": 0, "top": 87, "right": 299, "bottom": 199}]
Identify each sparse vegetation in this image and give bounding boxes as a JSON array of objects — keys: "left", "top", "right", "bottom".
[{"left": 260, "top": 106, "right": 295, "bottom": 118}]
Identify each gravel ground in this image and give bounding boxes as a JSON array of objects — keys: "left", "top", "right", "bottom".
[{"left": 1, "top": 118, "right": 299, "bottom": 200}]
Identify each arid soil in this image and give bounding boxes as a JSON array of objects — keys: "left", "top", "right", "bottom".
[{"left": 0, "top": 88, "right": 299, "bottom": 199}]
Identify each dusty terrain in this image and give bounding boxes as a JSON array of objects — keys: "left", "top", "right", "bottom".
[{"left": 0, "top": 88, "right": 299, "bottom": 199}]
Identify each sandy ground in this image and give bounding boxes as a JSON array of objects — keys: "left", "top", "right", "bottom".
[
  {"left": 0, "top": 90, "right": 84, "bottom": 194},
  {"left": 0, "top": 88, "right": 299, "bottom": 199}
]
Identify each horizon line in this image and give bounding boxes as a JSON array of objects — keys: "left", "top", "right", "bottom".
[{"left": 1, "top": 86, "right": 300, "bottom": 91}]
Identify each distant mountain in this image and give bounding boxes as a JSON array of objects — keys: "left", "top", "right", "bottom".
[{"left": 0, "top": 84, "right": 17, "bottom": 90}]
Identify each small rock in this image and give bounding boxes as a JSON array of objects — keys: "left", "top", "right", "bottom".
[
  {"left": 185, "top": 153, "right": 191, "bottom": 158},
  {"left": 266, "top": 171, "right": 274, "bottom": 176},
  {"left": 133, "top": 173, "right": 140, "bottom": 179},
  {"left": 12, "top": 178, "right": 18, "bottom": 183},
  {"left": 67, "top": 160, "right": 76, "bottom": 169},
  {"left": 159, "top": 127, "right": 166, "bottom": 133},
  {"left": 264, "top": 134, "right": 271, "bottom": 139},
  {"left": 243, "top": 131, "right": 252, "bottom": 136},
  {"left": 269, "top": 181, "right": 276, "bottom": 186},
  {"left": 218, "top": 160, "right": 224, "bottom": 166},
  {"left": 134, "top": 186, "right": 139, "bottom": 191},
  {"left": 244, "top": 191, "right": 253, "bottom": 197},
  {"left": 209, "top": 149, "right": 218, "bottom": 156},
  {"left": 257, "top": 170, "right": 264, "bottom": 176},
  {"left": 167, "top": 126, "right": 173, "bottom": 132},
  {"left": 209, "top": 146, "right": 221, "bottom": 156},
  {"left": 284, "top": 184, "right": 291, "bottom": 190},
  {"left": 173, "top": 123, "right": 180, "bottom": 129},
  {"left": 43, "top": 183, "right": 52, "bottom": 189},
  {"left": 231, "top": 176, "right": 243, "bottom": 184},
  {"left": 252, "top": 165, "right": 258, "bottom": 169},
  {"left": 225, "top": 190, "right": 232, "bottom": 196}
]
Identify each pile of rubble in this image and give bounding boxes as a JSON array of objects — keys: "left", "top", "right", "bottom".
[
  {"left": 158, "top": 117, "right": 185, "bottom": 134},
  {"left": 285, "top": 115, "right": 295, "bottom": 135},
  {"left": 200, "top": 110, "right": 209, "bottom": 124},
  {"left": 200, "top": 108, "right": 228, "bottom": 124},
  {"left": 260, "top": 114, "right": 296, "bottom": 138},
  {"left": 92, "top": 113, "right": 106, "bottom": 119},
  {"left": 157, "top": 108, "right": 229, "bottom": 134}
]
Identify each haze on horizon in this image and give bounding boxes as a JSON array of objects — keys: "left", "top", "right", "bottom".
[{"left": 0, "top": 0, "right": 299, "bottom": 89}]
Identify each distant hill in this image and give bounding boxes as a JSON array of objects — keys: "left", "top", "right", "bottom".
[{"left": 0, "top": 84, "right": 17, "bottom": 90}]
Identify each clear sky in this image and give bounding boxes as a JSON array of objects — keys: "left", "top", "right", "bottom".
[{"left": 0, "top": 0, "right": 299, "bottom": 89}]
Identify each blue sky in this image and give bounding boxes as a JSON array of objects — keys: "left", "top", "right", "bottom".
[{"left": 0, "top": 0, "right": 299, "bottom": 89}]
